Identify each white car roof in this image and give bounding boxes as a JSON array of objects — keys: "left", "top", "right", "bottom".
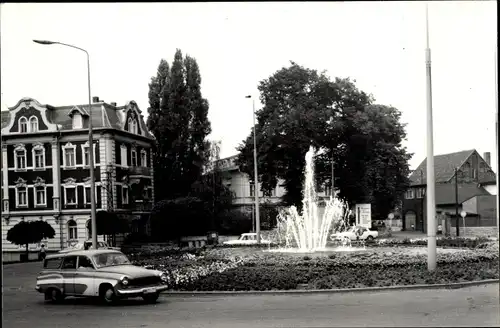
[
  {"left": 48, "top": 249, "right": 122, "bottom": 259},
  {"left": 242, "top": 233, "right": 257, "bottom": 236}
]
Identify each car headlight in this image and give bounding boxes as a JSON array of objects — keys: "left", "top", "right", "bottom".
[
  {"left": 160, "top": 272, "right": 168, "bottom": 282},
  {"left": 121, "top": 277, "right": 129, "bottom": 286}
]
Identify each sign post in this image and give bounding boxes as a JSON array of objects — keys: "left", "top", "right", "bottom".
[
  {"left": 460, "top": 211, "right": 467, "bottom": 237},
  {"left": 355, "top": 204, "right": 372, "bottom": 228}
]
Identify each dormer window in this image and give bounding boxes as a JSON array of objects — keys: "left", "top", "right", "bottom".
[
  {"left": 73, "top": 113, "right": 83, "bottom": 129},
  {"left": 128, "top": 118, "right": 138, "bottom": 134},
  {"left": 29, "top": 116, "right": 38, "bottom": 132},
  {"left": 19, "top": 117, "right": 28, "bottom": 133}
]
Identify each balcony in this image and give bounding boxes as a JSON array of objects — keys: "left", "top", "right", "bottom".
[{"left": 127, "top": 166, "right": 151, "bottom": 176}]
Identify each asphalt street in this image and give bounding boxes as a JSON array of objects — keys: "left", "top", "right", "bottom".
[{"left": 2, "top": 261, "right": 499, "bottom": 328}]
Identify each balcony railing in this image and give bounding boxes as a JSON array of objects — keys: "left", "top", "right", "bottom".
[{"left": 127, "top": 166, "right": 151, "bottom": 176}]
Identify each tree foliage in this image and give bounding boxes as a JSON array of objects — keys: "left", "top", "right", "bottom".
[
  {"left": 236, "top": 61, "right": 411, "bottom": 220},
  {"left": 7, "top": 220, "right": 55, "bottom": 254},
  {"left": 147, "top": 50, "right": 211, "bottom": 201},
  {"left": 96, "top": 211, "right": 129, "bottom": 236}
]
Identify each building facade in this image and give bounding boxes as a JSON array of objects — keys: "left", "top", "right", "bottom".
[
  {"left": 402, "top": 149, "right": 497, "bottom": 233},
  {"left": 1, "top": 97, "right": 155, "bottom": 255}
]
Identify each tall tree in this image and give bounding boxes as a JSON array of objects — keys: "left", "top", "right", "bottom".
[
  {"left": 147, "top": 50, "right": 211, "bottom": 201},
  {"left": 236, "top": 61, "right": 411, "bottom": 218}
]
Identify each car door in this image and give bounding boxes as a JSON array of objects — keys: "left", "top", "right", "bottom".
[
  {"left": 360, "top": 227, "right": 369, "bottom": 239},
  {"left": 75, "top": 256, "right": 96, "bottom": 296},
  {"left": 61, "top": 255, "right": 78, "bottom": 295}
]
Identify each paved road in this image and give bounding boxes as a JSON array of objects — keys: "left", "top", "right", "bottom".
[{"left": 3, "top": 262, "right": 499, "bottom": 328}]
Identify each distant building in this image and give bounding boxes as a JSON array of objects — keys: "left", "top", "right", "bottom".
[
  {"left": 213, "top": 155, "right": 332, "bottom": 212},
  {"left": 1, "top": 97, "right": 155, "bottom": 258},
  {"left": 402, "top": 149, "right": 497, "bottom": 233}
]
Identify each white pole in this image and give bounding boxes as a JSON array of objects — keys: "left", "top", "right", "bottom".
[
  {"left": 495, "top": 47, "right": 499, "bottom": 240},
  {"left": 425, "top": 4, "right": 437, "bottom": 271}
]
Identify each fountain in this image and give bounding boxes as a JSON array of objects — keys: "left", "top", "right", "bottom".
[{"left": 270, "top": 146, "right": 361, "bottom": 253}]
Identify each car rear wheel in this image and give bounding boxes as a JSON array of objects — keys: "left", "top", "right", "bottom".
[
  {"left": 100, "top": 285, "right": 116, "bottom": 304},
  {"left": 367, "top": 235, "right": 374, "bottom": 241},
  {"left": 45, "top": 288, "right": 64, "bottom": 303},
  {"left": 142, "top": 292, "right": 159, "bottom": 304}
]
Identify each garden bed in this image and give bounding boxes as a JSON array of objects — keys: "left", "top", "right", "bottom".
[{"left": 131, "top": 242, "right": 499, "bottom": 291}]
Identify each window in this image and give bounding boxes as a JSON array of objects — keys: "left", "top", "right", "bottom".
[
  {"left": 141, "top": 150, "right": 147, "bottom": 167},
  {"left": 44, "top": 257, "right": 63, "bottom": 270},
  {"left": 120, "top": 145, "right": 128, "bottom": 166},
  {"left": 250, "top": 183, "right": 255, "bottom": 197},
  {"left": 68, "top": 220, "right": 78, "bottom": 240},
  {"left": 15, "top": 149, "right": 27, "bottom": 170},
  {"left": 128, "top": 118, "right": 138, "bottom": 134},
  {"left": 19, "top": 117, "right": 28, "bottom": 133},
  {"left": 84, "top": 186, "right": 91, "bottom": 204},
  {"left": 62, "top": 255, "right": 78, "bottom": 270},
  {"left": 405, "top": 189, "right": 414, "bottom": 199},
  {"left": 16, "top": 186, "right": 28, "bottom": 207},
  {"left": 122, "top": 186, "right": 129, "bottom": 204},
  {"left": 416, "top": 188, "right": 424, "bottom": 199},
  {"left": 479, "top": 162, "right": 486, "bottom": 173},
  {"left": 62, "top": 143, "right": 76, "bottom": 168},
  {"left": 33, "top": 144, "right": 45, "bottom": 169},
  {"left": 65, "top": 186, "right": 77, "bottom": 205},
  {"left": 72, "top": 113, "right": 83, "bottom": 129},
  {"left": 35, "top": 186, "right": 46, "bottom": 206},
  {"left": 29, "top": 116, "right": 38, "bottom": 132},
  {"left": 131, "top": 149, "right": 137, "bottom": 166},
  {"left": 78, "top": 256, "right": 94, "bottom": 269}
]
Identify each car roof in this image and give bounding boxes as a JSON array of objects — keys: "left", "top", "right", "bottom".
[
  {"left": 46, "top": 249, "right": 122, "bottom": 259},
  {"left": 242, "top": 233, "right": 256, "bottom": 236}
]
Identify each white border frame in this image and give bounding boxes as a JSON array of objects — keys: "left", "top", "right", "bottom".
[
  {"left": 81, "top": 141, "right": 97, "bottom": 166},
  {"left": 15, "top": 177, "right": 28, "bottom": 208},
  {"left": 32, "top": 142, "right": 46, "bottom": 170},
  {"left": 33, "top": 177, "right": 47, "bottom": 207},
  {"left": 14, "top": 143, "right": 27, "bottom": 171},
  {"left": 62, "top": 142, "right": 77, "bottom": 169},
  {"left": 28, "top": 115, "right": 39, "bottom": 132},
  {"left": 63, "top": 177, "right": 78, "bottom": 205}
]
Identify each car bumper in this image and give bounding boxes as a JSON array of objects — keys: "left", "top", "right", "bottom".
[{"left": 115, "top": 285, "right": 169, "bottom": 298}]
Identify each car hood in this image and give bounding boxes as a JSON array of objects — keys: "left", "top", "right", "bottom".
[
  {"left": 97, "top": 265, "right": 161, "bottom": 279},
  {"left": 223, "top": 240, "right": 242, "bottom": 245}
]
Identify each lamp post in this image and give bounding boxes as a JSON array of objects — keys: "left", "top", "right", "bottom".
[
  {"left": 245, "top": 95, "right": 261, "bottom": 244},
  {"left": 33, "top": 40, "right": 98, "bottom": 249},
  {"left": 424, "top": 4, "right": 437, "bottom": 271},
  {"left": 495, "top": 48, "right": 499, "bottom": 241}
]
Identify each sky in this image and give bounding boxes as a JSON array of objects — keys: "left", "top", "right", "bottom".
[{"left": 1, "top": 2, "right": 497, "bottom": 171}]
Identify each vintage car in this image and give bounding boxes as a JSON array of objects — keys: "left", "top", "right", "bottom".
[
  {"left": 330, "top": 225, "right": 379, "bottom": 241},
  {"left": 36, "top": 249, "right": 169, "bottom": 304},
  {"left": 222, "top": 232, "right": 273, "bottom": 246},
  {"left": 59, "top": 240, "right": 120, "bottom": 253}
]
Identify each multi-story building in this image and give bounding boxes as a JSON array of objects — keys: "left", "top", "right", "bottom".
[
  {"left": 1, "top": 97, "right": 155, "bottom": 258},
  {"left": 402, "top": 149, "right": 497, "bottom": 233},
  {"left": 215, "top": 155, "right": 332, "bottom": 210}
]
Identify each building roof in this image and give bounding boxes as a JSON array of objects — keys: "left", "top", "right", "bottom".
[
  {"left": 409, "top": 149, "right": 476, "bottom": 185},
  {"left": 1, "top": 98, "right": 153, "bottom": 139},
  {"left": 435, "top": 182, "right": 490, "bottom": 205}
]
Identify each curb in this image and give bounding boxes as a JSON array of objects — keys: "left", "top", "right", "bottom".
[{"left": 162, "top": 279, "right": 499, "bottom": 296}]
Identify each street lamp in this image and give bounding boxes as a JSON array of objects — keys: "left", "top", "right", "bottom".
[
  {"left": 245, "top": 95, "right": 261, "bottom": 244},
  {"left": 33, "top": 39, "right": 98, "bottom": 249},
  {"left": 424, "top": 5, "right": 437, "bottom": 271}
]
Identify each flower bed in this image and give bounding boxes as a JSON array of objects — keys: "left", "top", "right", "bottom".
[
  {"left": 181, "top": 245, "right": 499, "bottom": 291},
  {"left": 130, "top": 242, "right": 498, "bottom": 291}
]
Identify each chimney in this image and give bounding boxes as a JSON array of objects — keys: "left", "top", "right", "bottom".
[
  {"left": 92, "top": 96, "right": 100, "bottom": 103},
  {"left": 110, "top": 102, "right": 117, "bottom": 107},
  {"left": 483, "top": 152, "right": 491, "bottom": 166}
]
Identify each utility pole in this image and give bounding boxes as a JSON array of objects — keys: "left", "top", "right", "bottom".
[
  {"left": 495, "top": 48, "right": 499, "bottom": 240},
  {"left": 331, "top": 153, "right": 334, "bottom": 198},
  {"left": 424, "top": 4, "right": 437, "bottom": 271},
  {"left": 454, "top": 167, "right": 460, "bottom": 237}
]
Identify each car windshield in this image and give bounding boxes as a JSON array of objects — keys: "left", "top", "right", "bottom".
[{"left": 93, "top": 253, "right": 130, "bottom": 268}]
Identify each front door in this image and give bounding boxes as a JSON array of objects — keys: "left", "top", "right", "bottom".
[
  {"left": 405, "top": 212, "right": 416, "bottom": 231},
  {"left": 61, "top": 255, "right": 78, "bottom": 295}
]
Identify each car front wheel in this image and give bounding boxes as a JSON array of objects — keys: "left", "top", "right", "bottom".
[
  {"left": 100, "top": 285, "right": 116, "bottom": 304},
  {"left": 367, "top": 235, "right": 374, "bottom": 241},
  {"left": 45, "top": 288, "right": 65, "bottom": 303},
  {"left": 142, "top": 292, "right": 159, "bottom": 304}
]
